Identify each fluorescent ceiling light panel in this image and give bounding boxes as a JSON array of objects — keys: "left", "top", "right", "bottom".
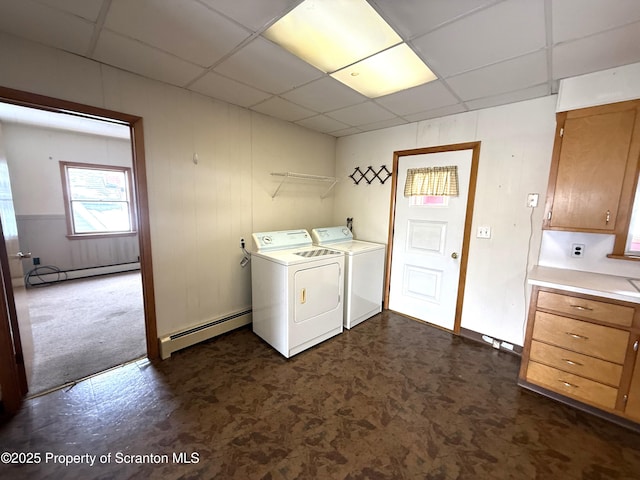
[
  {"left": 264, "top": 0, "right": 402, "bottom": 73},
  {"left": 331, "top": 44, "right": 437, "bottom": 98}
]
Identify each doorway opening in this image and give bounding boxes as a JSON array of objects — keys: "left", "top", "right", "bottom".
[
  {"left": 384, "top": 142, "right": 480, "bottom": 333},
  {"left": 0, "top": 86, "right": 157, "bottom": 413}
]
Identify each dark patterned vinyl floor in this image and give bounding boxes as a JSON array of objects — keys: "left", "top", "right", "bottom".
[{"left": 1, "top": 311, "right": 639, "bottom": 479}]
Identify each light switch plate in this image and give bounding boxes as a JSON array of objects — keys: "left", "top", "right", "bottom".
[{"left": 477, "top": 226, "right": 491, "bottom": 239}]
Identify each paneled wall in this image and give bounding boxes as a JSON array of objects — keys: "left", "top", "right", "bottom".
[
  {"left": 333, "top": 96, "right": 557, "bottom": 346},
  {"left": 0, "top": 32, "right": 336, "bottom": 338}
]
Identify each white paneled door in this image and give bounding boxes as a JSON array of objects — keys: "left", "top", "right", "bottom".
[{"left": 388, "top": 149, "right": 473, "bottom": 331}]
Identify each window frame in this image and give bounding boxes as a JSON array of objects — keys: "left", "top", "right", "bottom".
[
  {"left": 609, "top": 102, "right": 640, "bottom": 261},
  {"left": 59, "top": 161, "right": 137, "bottom": 239}
]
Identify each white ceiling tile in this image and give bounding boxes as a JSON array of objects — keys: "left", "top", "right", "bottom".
[
  {"left": 189, "top": 72, "right": 272, "bottom": 108},
  {"left": 403, "top": 104, "right": 468, "bottom": 123},
  {"left": 199, "top": 0, "right": 301, "bottom": 32},
  {"left": 251, "top": 97, "right": 316, "bottom": 122},
  {"left": 105, "top": 0, "right": 250, "bottom": 67},
  {"left": 372, "top": 0, "right": 502, "bottom": 38},
  {"left": 552, "top": 0, "right": 640, "bottom": 43},
  {"left": 281, "top": 77, "right": 367, "bottom": 113},
  {"left": 93, "top": 30, "right": 205, "bottom": 87},
  {"left": 35, "top": 0, "right": 104, "bottom": 21},
  {"left": 0, "top": 0, "right": 94, "bottom": 55},
  {"left": 446, "top": 50, "right": 548, "bottom": 101},
  {"left": 411, "top": 0, "right": 546, "bottom": 77},
  {"left": 552, "top": 22, "right": 640, "bottom": 80},
  {"left": 357, "top": 117, "right": 410, "bottom": 133},
  {"left": 331, "top": 126, "right": 363, "bottom": 137},
  {"left": 326, "top": 101, "right": 397, "bottom": 126},
  {"left": 375, "top": 80, "right": 460, "bottom": 116},
  {"left": 214, "top": 37, "right": 324, "bottom": 94},
  {"left": 464, "top": 83, "right": 550, "bottom": 110},
  {"left": 295, "top": 115, "right": 351, "bottom": 134}
]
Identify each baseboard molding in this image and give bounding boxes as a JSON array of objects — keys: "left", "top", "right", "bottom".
[
  {"left": 159, "top": 309, "right": 252, "bottom": 360},
  {"left": 18, "top": 262, "right": 141, "bottom": 287},
  {"left": 459, "top": 327, "right": 522, "bottom": 356}
]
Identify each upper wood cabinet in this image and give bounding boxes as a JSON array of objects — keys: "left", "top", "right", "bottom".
[{"left": 543, "top": 100, "right": 640, "bottom": 232}]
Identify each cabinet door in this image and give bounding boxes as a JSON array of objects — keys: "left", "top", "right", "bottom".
[
  {"left": 626, "top": 341, "right": 640, "bottom": 421},
  {"left": 549, "top": 107, "right": 636, "bottom": 230}
]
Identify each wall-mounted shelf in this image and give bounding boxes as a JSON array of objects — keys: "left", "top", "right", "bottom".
[{"left": 270, "top": 172, "right": 338, "bottom": 199}]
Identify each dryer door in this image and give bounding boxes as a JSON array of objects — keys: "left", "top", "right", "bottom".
[{"left": 294, "top": 262, "right": 342, "bottom": 324}]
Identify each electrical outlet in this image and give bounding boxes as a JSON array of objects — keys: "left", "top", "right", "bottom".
[
  {"left": 477, "top": 226, "right": 491, "bottom": 239},
  {"left": 571, "top": 243, "right": 585, "bottom": 258},
  {"left": 527, "top": 193, "right": 539, "bottom": 208},
  {"left": 240, "top": 237, "right": 245, "bottom": 249}
]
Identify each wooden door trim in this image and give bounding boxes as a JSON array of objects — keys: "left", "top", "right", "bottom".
[
  {"left": 384, "top": 142, "right": 481, "bottom": 334},
  {"left": 0, "top": 86, "right": 158, "bottom": 412}
]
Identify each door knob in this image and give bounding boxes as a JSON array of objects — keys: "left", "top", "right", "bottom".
[
  {"left": 451, "top": 252, "right": 458, "bottom": 259},
  {"left": 16, "top": 251, "right": 32, "bottom": 259}
]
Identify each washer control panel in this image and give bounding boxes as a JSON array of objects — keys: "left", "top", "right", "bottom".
[{"left": 310, "top": 226, "right": 354, "bottom": 244}]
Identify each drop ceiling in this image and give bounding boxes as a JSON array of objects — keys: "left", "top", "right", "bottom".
[{"left": 0, "top": 0, "right": 639, "bottom": 137}]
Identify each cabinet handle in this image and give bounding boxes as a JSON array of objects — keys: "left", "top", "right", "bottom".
[
  {"left": 559, "top": 380, "right": 579, "bottom": 389},
  {"left": 570, "top": 304, "right": 593, "bottom": 311},
  {"left": 605, "top": 210, "right": 610, "bottom": 224},
  {"left": 301, "top": 288, "right": 306, "bottom": 304},
  {"left": 562, "top": 358, "right": 583, "bottom": 367},
  {"left": 634, "top": 340, "right": 639, "bottom": 352},
  {"left": 566, "top": 332, "right": 589, "bottom": 340}
]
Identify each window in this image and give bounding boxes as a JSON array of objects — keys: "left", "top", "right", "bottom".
[
  {"left": 624, "top": 175, "right": 640, "bottom": 256},
  {"left": 409, "top": 195, "right": 449, "bottom": 207},
  {"left": 60, "top": 162, "right": 136, "bottom": 237}
]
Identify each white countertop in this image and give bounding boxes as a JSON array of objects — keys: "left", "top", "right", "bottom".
[{"left": 528, "top": 266, "right": 640, "bottom": 304}]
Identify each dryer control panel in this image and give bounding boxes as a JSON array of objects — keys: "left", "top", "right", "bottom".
[{"left": 252, "top": 229, "right": 312, "bottom": 252}]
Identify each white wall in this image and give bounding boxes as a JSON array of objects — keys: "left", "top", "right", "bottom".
[
  {"left": 334, "top": 96, "right": 558, "bottom": 346},
  {"left": 1, "top": 123, "right": 138, "bottom": 273},
  {"left": 0, "top": 32, "right": 336, "bottom": 338}
]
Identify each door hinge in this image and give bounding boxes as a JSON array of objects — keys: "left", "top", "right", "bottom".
[
  {"left": 15, "top": 352, "right": 24, "bottom": 365},
  {"left": 559, "top": 127, "right": 564, "bottom": 137}
]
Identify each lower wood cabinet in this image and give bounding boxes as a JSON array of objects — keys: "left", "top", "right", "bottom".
[{"left": 519, "top": 286, "right": 640, "bottom": 429}]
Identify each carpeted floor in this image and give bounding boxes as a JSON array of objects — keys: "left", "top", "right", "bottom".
[{"left": 25, "top": 271, "right": 146, "bottom": 395}]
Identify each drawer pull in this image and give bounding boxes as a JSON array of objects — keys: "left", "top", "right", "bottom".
[
  {"left": 562, "top": 358, "right": 583, "bottom": 367},
  {"left": 570, "top": 304, "right": 593, "bottom": 311},
  {"left": 559, "top": 380, "right": 579, "bottom": 389},
  {"left": 565, "top": 332, "right": 589, "bottom": 340}
]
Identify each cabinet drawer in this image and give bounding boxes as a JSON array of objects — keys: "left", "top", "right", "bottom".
[
  {"left": 529, "top": 340, "right": 623, "bottom": 387},
  {"left": 537, "top": 291, "right": 633, "bottom": 327},
  {"left": 532, "top": 311, "right": 629, "bottom": 364},
  {"left": 526, "top": 361, "right": 618, "bottom": 410}
]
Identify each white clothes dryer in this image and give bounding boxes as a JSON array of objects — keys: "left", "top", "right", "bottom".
[
  {"left": 251, "top": 229, "right": 345, "bottom": 358},
  {"left": 311, "top": 226, "right": 385, "bottom": 329}
]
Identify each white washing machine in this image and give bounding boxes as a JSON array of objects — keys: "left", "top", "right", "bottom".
[
  {"left": 251, "top": 229, "right": 345, "bottom": 358},
  {"left": 311, "top": 226, "right": 385, "bottom": 329}
]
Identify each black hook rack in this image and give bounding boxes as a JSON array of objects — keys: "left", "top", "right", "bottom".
[{"left": 350, "top": 165, "right": 391, "bottom": 185}]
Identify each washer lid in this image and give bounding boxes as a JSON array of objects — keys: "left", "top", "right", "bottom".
[
  {"left": 310, "top": 226, "right": 353, "bottom": 244},
  {"left": 252, "top": 229, "right": 312, "bottom": 252}
]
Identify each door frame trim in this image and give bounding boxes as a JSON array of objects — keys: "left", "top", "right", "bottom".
[
  {"left": 384, "top": 142, "right": 481, "bottom": 334},
  {"left": 0, "top": 86, "right": 158, "bottom": 412}
]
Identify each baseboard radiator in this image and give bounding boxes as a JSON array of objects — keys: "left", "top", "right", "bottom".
[
  {"left": 159, "top": 308, "right": 252, "bottom": 359},
  {"left": 20, "top": 262, "right": 141, "bottom": 288}
]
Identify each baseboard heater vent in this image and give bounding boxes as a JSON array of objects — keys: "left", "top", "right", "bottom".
[{"left": 159, "top": 309, "right": 252, "bottom": 359}]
